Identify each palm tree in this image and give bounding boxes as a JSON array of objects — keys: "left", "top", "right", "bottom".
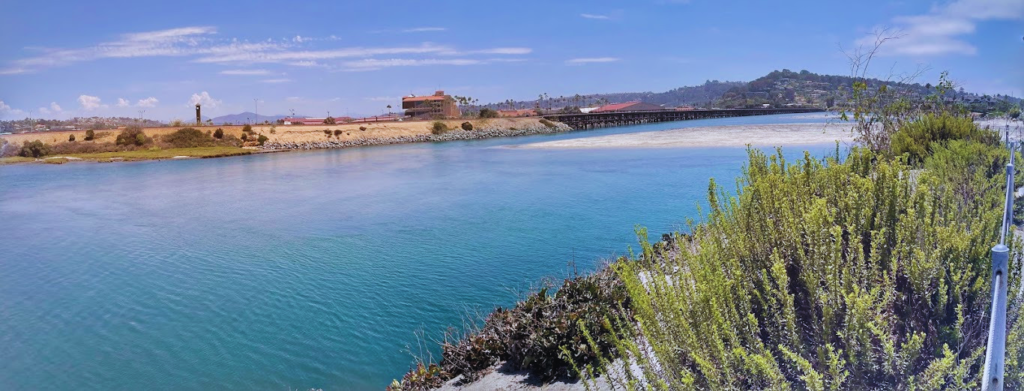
[{"left": 386, "top": 105, "right": 392, "bottom": 116}]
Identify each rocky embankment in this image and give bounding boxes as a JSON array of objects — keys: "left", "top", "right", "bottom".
[{"left": 262, "top": 121, "right": 572, "bottom": 151}]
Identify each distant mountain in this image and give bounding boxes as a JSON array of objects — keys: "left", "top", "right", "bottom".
[
  {"left": 481, "top": 80, "right": 744, "bottom": 111},
  {"left": 209, "top": 112, "right": 298, "bottom": 125}
]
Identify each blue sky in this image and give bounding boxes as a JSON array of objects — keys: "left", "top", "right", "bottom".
[{"left": 0, "top": 0, "right": 1021, "bottom": 121}]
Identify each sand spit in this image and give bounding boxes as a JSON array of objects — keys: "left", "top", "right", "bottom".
[{"left": 517, "top": 123, "right": 855, "bottom": 149}]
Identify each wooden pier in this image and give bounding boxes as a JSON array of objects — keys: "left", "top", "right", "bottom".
[{"left": 544, "top": 107, "right": 824, "bottom": 129}]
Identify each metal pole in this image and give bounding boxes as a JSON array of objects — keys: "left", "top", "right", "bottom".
[{"left": 982, "top": 244, "right": 1009, "bottom": 391}]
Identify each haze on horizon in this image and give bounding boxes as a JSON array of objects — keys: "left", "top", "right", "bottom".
[{"left": 0, "top": 0, "right": 1021, "bottom": 121}]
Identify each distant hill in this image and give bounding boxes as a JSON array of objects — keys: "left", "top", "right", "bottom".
[
  {"left": 480, "top": 80, "right": 744, "bottom": 111},
  {"left": 209, "top": 112, "right": 297, "bottom": 125}
]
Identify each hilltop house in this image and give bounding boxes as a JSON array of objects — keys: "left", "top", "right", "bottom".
[{"left": 402, "top": 91, "right": 461, "bottom": 119}]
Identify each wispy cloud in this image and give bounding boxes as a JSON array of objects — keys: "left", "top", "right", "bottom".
[
  {"left": 136, "top": 97, "right": 159, "bottom": 107},
  {"left": 580, "top": 13, "right": 610, "bottom": 20},
  {"left": 38, "top": 102, "right": 62, "bottom": 115},
  {"left": 566, "top": 57, "right": 620, "bottom": 65},
  {"left": 79, "top": 95, "right": 107, "bottom": 110},
  {"left": 364, "top": 96, "right": 397, "bottom": 102},
  {"left": 855, "top": 0, "right": 1023, "bottom": 56},
  {"left": 0, "top": 100, "right": 27, "bottom": 119},
  {"left": 260, "top": 78, "right": 291, "bottom": 83},
  {"left": 342, "top": 58, "right": 484, "bottom": 70},
  {"left": 401, "top": 27, "right": 447, "bottom": 33},
  {"left": 220, "top": 69, "right": 271, "bottom": 75},
  {"left": 189, "top": 91, "right": 221, "bottom": 108},
  {"left": 193, "top": 43, "right": 451, "bottom": 64},
  {"left": 117, "top": 98, "right": 131, "bottom": 108}
]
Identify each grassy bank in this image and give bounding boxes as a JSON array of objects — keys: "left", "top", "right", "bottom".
[
  {"left": 391, "top": 112, "right": 1024, "bottom": 389},
  {"left": 0, "top": 146, "right": 253, "bottom": 165}
]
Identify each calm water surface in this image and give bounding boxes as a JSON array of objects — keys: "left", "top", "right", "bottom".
[{"left": 0, "top": 114, "right": 842, "bottom": 390}]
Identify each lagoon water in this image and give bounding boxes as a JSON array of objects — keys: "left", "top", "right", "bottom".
[{"left": 0, "top": 114, "right": 840, "bottom": 390}]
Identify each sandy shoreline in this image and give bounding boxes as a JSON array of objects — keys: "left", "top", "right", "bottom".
[{"left": 515, "top": 123, "right": 855, "bottom": 149}]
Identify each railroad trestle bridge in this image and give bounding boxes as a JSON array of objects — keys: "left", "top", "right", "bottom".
[{"left": 544, "top": 107, "right": 825, "bottom": 130}]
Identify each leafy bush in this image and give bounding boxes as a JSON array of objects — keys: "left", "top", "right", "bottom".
[
  {"left": 324, "top": 117, "right": 336, "bottom": 125},
  {"left": 431, "top": 121, "right": 449, "bottom": 135},
  {"left": 359, "top": 126, "right": 367, "bottom": 131},
  {"left": 460, "top": 122, "right": 473, "bottom": 131},
  {"left": 575, "top": 126, "right": 1022, "bottom": 389},
  {"left": 162, "top": 127, "right": 214, "bottom": 148},
  {"left": 213, "top": 128, "right": 224, "bottom": 139},
  {"left": 891, "top": 113, "right": 999, "bottom": 164},
  {"left": 49, "top": 141, "right": 119, "bottom": 155},
  {"left": 115, "top": 126, "right": 147, "bottom": 146},
  {"left": 391, "top": 268, "right": 630, "bottom": 390},
  {"left": 242, "top": 124, "right": 253, "bottom": 134},
  {"left": 479, "top": 108, "right": 499, "bottom": 118},
  {"left": 68, "top": 134, "right": 75, "bottom": 142},
  {"left": 257, "top": 134, "right": 269, "bottom": 146},
  {"left": 240, "top": 133, "right": 248, "bottom": 141},
  {"left": 84, "top": 129, "right": 95, "bottom": 141},
  {"left": 334, "top": 129, "right": 342, "bottom": 138},
  {"left": 19, "top": 140, "right": 50, "bottom": 158}
]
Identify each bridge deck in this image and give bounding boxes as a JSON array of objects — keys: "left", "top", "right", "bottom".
[{"left": 544, "top": 108, "right": 824, "bottom": 129}]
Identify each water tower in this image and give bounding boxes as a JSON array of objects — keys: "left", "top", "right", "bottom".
[{"left": 195, "top": 104, "right": 201, "bottom": 126}]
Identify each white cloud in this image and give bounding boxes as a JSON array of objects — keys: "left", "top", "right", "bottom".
[
  {"left": 580, "top": 13, "right": 610, "bottom": 20},
  {"left": 136, "top": 97, "right": 159, "bottom": 107},
  {"left": 79, "top": 95, "right": 106, "bottom": 110},
  {"left": 39, "top": 107, "right": 51, "bottom": 115},
  {"left": 343, "top": 58, "right": 484, "bottom": 69},
  {"left": 287, "top": 60, "right": 322, "bottom": 67},
  {"left": 220, "top": 69, "right": 271, "bottom": 75},
  {"left": 293, "top": 35, "right": 305, "bottom": 43},
  {"left": 0, "top": 100, "right": 27, "bottom": 119},
  {"left": 117, "top": 98, "right": 131, "bottom": 107},
  {"left": 39, "top": 102, "right": 63, "bottom": 115},
  {"left": 364, "top": 96, "right": 396, "bottom": 102},
  {"left": 188, "top": 91, "right": 221, "bottom": 108},
  {"left": 194, "top": 43, "right": 451, "bottom": 64},
  {"left": 469, "top": 47, "right": 532, "bottom": 55},
  {"left": 260, "top": 78, "right": 291, "bottom": 83},
  {"left": 402, "top": 27, "right": 446, "bottom": 33},
  {"left": 285, "top": 96, "right": 301, "bottom": 102},
  {"left": 856, "top": 0, "right": 1024, "bottom": 56},
  {"left": 566, "top": 57, "right": 620, "bottom": 65},
  {"left": 50, "top": 102, "right": 62, "bottom": 112}
]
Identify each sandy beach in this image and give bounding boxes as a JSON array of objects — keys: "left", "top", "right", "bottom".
[{"left": 517, "top": 123, "right": 855, "bottom": 149}]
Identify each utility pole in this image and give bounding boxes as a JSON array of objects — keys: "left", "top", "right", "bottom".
[
  {"left": 254, "top": 98, "right": 259, "bottom": 129},
  {"left": 138, "top": 110, "right": 145, "bottom": 124}
]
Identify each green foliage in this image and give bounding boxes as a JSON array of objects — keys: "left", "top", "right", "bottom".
[
  {"left": 257, "top": 134, "right": 269, "bottom": 146},
  {"left": 162, "top": 127, "right": 215, "bottom": 148},
  {"left": 84, "top": 129, "right": 95, "bottom": 141},
  {"left": 891, "top": 113, "right": 998, "bottom": 165},
  {"left": 19, "top": 140, "right": 50, "bottom": 158},
  {"left": 240, "top": 133, "right": 248, "bottom": 141},
  {"left": 68, "top": 134, "right": 75, "bottom": 142},
  {"left": 359, "top": 126, "right": 367, "bottom": 131},
  {"left": 115, "top": 126, "right": 147, "bottom": 146},
  {"left": 213, "top": 128, "right": 224, "bottom": 139},
  {"left": 575, "top": 124, "right": 1021, "bottom": 388},
  {"left": 333, "top": 129, "right": 342, "bottom": 138},
  {"left": 391, "top": 269, "right": 630, "bottom": 390},
  {"left": 479, "top": 108, "right": 499, "bottom": 118},
  {"left": 460, "top": 122, "right": 473, "bottom": 131},
  {"left": 431, "top": 121, "right": 449, "bottom": 135},
  {"left": 242, "top": 124, "right": 253, "bottom": 133}
]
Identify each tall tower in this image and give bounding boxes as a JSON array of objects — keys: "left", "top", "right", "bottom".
[{"left": 195, "top": 104, "right": 202, "bottom": 126}]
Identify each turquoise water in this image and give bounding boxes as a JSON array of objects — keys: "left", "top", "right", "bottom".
[{"left": 0, "top": 114, "right": 840, "bottom": 390}]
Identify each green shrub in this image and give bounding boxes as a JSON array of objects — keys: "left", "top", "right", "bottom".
[
  {"left": 68, "top": 134, "right": 75, "bottom": 142},
  {"left": 162, "top": 127, "right": 214, "bottom": 148},
  {"left": 460, "top": 122, "right": 473, "bottom": 131},
  {"left": 19, "top": 140, "right": 50, "bottom": 158},
  {"left": 324, "top": 117, "right": 336, "bottom": 125},
  {"left": 213, "top": 128, "right": 224, "bottom": 139},
  {"left": 431, "top": 121, "right": 449, "bottom": 135},
  {"left": 115, "top": 126, "right": 147, "bottom": 146},
  {"left": 240, "top": 133, "right": 248, "bottom": 141},
  {"left": 479, "top": 108, "right": 499, "bottom": 118},
  {"left": 359, "top": 126, "right": 367, "bottom": 131},
  {"left": 891, "top": 113, "right": 999, "bottom": 165},
  {"left": 257, "top": 134, "right": 269, "bottom": 146},
  {"left": 84, "top": 129, "right": 95, "bottom": 141},
  {"left": 575, "top": 126, "right": 1022, "bottom": 389},
  {"left": 242, "top": 124, "right": 253, "bottom": 134},
  {"left": 334, "top": 129, "right": 342, "bottom": 138}
]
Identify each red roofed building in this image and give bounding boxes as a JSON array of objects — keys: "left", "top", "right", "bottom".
[
  {"left": 402, "top": 90, "right": 461, "bottom": 120},
  {"left": 592, "top": 101, "right": 664, "bottom": 113}
]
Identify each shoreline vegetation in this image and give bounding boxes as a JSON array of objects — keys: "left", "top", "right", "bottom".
[
  {"left": 0, "top": 118, "right": 569, "bottom": 165},
  {"left": 390, "top": 110, "right": 1024, "bottom": 387}
]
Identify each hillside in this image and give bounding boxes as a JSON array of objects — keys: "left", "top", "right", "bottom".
[{"left": 480, "top": 80, "right": 744, "bottom": 112}]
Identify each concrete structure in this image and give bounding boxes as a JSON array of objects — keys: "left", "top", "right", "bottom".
[
  {"left": 402, "top": 91, "right": 461, "bottom": 119},
  {"left": 591, "top": 101, "right": 664, "bottom": 113}
]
